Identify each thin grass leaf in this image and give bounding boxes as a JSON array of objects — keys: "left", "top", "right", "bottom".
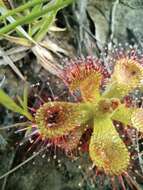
[
  {"left": 0, "top": 0, "right": 74, "bottom": 35},
  {"left": 32, "top": 44, "right": 63, "bottom": 76},
  {"left": 0, "top": 89, "right": 25, "bottom": 114},
  {"left": 0, "top": 6, "right": 36, "bottom": 44},
  {"left": 0, "top": 89, "right": 33, "bottom": 120},
  {"left": 41, "top": 39, "right": 69, "bottom": 56},
  {"left": 29, "top": 20, "right": 46, "bottom": 37},
  {"left": 31, "top": 1, "right": 42, "bottom": 14},
  {"left": 2, "top": 34, "right": 32, "bottom": 46},
  {"left": 34, "top": 10, "right": 57, "bottom": 42},
  {"left": 28, "top": 2, "right": 43, "bottom": 36},
  {"left": 0, "top": 147, "right": 47, "bottom": 180},
  {"left": 0, "top": 47, "right": 25, "bottom": 80},
  {"left": 17, "top": 95, "right": 24, "bottom": 108},
  {"left": 0, "top": 75, "right": 5, "bottom": 87},
  {"left": 0, "top": 122, "right": 32, "bottom": 130},
  {"left": 0, "top": 0, "right": 49, "bottom": 21}
]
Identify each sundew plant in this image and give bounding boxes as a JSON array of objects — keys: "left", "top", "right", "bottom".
[{"left": 0, "top": 45, "right": 143, "bottom": 189}]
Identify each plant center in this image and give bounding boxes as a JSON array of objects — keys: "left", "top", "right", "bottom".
[{"left": 96, "top": 98, "right": 120, "bottom": 116}]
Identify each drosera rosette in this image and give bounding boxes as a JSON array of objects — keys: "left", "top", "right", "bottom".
[
  {"left": 60, "top": 55, "right": 143, "bottom": 188},
  {"left": 0, "top": 51, "right": 143, "bottom": 189}
]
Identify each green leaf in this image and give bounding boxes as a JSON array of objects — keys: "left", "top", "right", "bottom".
[
  {"left": 0, "top": 0, "right": 49, "bottom": 22},
  {"left": 89, "top": 117, "right": 130, "bottom": 175},
  {"left": 35, "top": 102, "right": 93, "bottom": 138},
  {"left": 17, "top": 95, "right": 24, "bottom": 108},
  {"left": 2, "top": 34, "right": 32, "bottom": 47},
  {"left": 34, "top": 10, "right": 57, "bottom": 42},
  {"left": 111, "top": 104, "right": 134, "bottom": 125},
  {"left": 102, "top": 82, "right": 127, "bottom": 99},
  {"left": 0, "top": 89, "right": 33, "bottom": 120},
  {"left": 0, "top": 0, "right": 74, "bottom": 35},
  {"left": 0, "top": 89, "right": 24, "bottom": 113},
  {"left": 0, "top": 7, "right": 36, "bottom": 44}
]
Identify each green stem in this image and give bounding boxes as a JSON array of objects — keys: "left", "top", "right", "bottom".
[
  {"left": 23, "top": 111, "right": 33, "bottom": 121},
  {"left": 34, "top": 10, "right": 56, "bottom": 42},
  {"left": 102, "top": 82, "right": 126, "bottom": 99},
  {"left": 0, "top": 0, "right": 49, "bottom": 22},
  {"left": 0, "top": 0, "right": 74, "bottom": 35}
]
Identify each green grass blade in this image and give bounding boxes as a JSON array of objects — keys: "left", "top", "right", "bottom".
[
  {"left": 0, "top": 89, "right": 33, "bottom": 120},
  {"left": 0, "top": 0, "right": 74, "bottom": 35},
  {"left": 34, "top": 10, "right": 56, "bottom": 42},
  {"left": 0, "top": 7, "right": 36, "bottom": 44},
  {"left": 0, "top": 89, "right": 25, "bottom": 114},
  {"left": 0, "top": 0, "right": 49, "bottom": 22}
]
